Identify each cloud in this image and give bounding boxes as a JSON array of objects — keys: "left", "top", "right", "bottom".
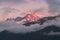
[
  {"left": 47, "top": 0, "right": 60, "bottom": 14},
  {"left": 0, "top": 0, "right": 27, "bottom": 4},
  {"left": 0, "top": 7, "right": 21, "bottom": 21},
  {"left": 0, "top": 21, "right": 44, "bottom": 33},
  {"left": 0, "top": 0, "right": 60, "bottom": 34},
  {"left": 0, "top": 15, "right": 60, "bottom": 34},
  {"left": 0, "top": 0, "right": 50, "bottom": 21},
  {"left": 0, "top": 0, "right": 60, "bottom": 16},
  {"left": 47, "top": 31, "right": 60, "bottom": 35}
]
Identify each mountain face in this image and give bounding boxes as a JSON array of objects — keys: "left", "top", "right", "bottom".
[
  {"left": 6, "top": 13, "right": 43, "bottom": 24},
  {"left": 24, "top": 13, "right": 43, "bottom": 22},
  {"left": 2, "top": 14, "right": 60, "bottom": 40},
  {"left": 39, "top": 25, "right": 60, "bottom": 34},
  {"left": 0, "top": 25, "right": 60, "bottom": 40},
  {"left": 23, "top": 14, "right": 60, "bottom": 26},
  {"left": 6, "top": 13, "right": 60, "bottom": 26}
]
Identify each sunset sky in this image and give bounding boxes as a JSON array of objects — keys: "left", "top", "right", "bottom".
[
  {"left": 0, "top": 0, "right": 60, "bottom": 21},
  {"left": 0, "top": 0, "right": 60, "bottom": 34}
]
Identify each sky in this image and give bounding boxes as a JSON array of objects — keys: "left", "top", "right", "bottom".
[
  {"left": 0, "top": 0, "right": 60, "bottom": 21},
  {"left": 0, "top": 0, "right": 60, "bottom": 34}
]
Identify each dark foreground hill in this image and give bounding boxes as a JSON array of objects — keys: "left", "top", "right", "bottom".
[{"left": 0, "top": 25, "right": 60, "bottom": 40}]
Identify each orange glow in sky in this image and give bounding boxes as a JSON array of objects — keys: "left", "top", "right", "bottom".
[{"left": 25, "top": 13, "right": 43, "bottom": 22}]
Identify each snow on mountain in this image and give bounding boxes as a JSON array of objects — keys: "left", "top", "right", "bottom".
[
  {"left": 1, "top": 13, "right": 60, "bottom": 34},
  {"left": 6, "top": 12, "right": 60, "bottom": 27},
  {"left": 23, "top": 14, "right": 60, "bottom": 26}
]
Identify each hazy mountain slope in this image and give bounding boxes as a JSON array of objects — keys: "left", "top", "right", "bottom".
[{"left": 0, "top": 25, "right": 60, "bottom": 40}]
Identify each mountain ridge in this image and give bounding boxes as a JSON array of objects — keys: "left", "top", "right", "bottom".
[
  {"left": 6, "top": 14, "right": 60, "bottom": 26},
  {"left": 0, "top": 25, "right": 60, "bottom": 40}
]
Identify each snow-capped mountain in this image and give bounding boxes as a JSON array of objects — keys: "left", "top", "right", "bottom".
[
  {"left": 6, "top": 13, "right": 43, "bottom": 23},
  {"left": 1, "top": 13, "right": 60, "bottom": 40},
  {"left": 23, "top": 14, "right": 60, "bottom": 26},
  {"left": 24, "top": 13, "right": 43, "bottom": 22},
  {"left": 6, "top": 13, "right": 60, "bottom": 26}
]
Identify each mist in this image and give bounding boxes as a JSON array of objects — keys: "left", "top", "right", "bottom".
[
  {"left": 0, "top": 0, "right": 50, "bottom": 21},
  {"left": 0, "top": 16, "right": 60, "bottom": 34},
  {"left": 0, "top": 0, "right": 60, "bottom": 34}
]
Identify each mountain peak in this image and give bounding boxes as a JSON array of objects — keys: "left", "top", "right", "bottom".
[{"left": 24, "top": 13, "right": 43, "bottom": 22}]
